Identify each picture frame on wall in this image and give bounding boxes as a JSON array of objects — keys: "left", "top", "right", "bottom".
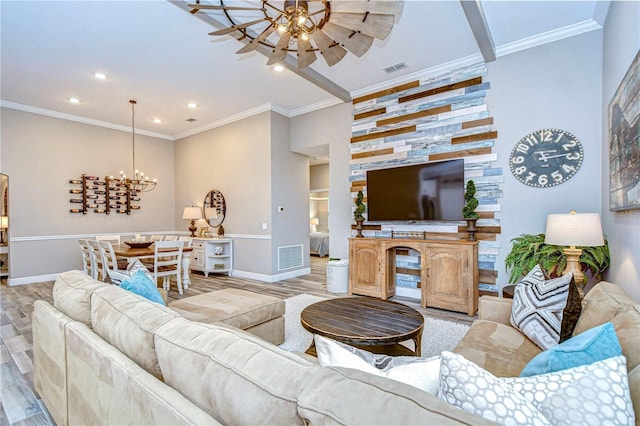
[{"left": 608, "top": 49, "right": 640, "bottom": 212}]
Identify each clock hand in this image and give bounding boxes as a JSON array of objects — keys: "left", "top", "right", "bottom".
[
  {"left": 539, "top": 153, "right": 573, "bottom": 161},
  {"left": 534, "top": 150, "right": 558, "bottom": 161}
]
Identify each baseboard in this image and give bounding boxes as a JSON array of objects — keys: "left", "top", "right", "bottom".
[
  {"left": 9, "top": 273, "right": 60, "bottom": 286},
  {"left": 232, "top": 267, "right": 312, "bottom": 283}
]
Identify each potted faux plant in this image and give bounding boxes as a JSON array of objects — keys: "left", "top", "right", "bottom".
[
  {"left": 504, "top": 233, "right": 610, "bottom": 285},
  {"left": 353, "top": 190, "right": 366, "bottom": 238},
  {"left": 462, "top": 180, "right": 479, "bottom": 241}
]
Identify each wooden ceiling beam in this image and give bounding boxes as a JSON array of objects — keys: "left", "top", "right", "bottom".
[{"left": 460, "top": 0, "right": 496, "bottom": 63}]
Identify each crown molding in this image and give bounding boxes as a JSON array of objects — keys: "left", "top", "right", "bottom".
[
  {"left": 288, "top": 98, "right": 345, "bottom": 117},
  {"left": 0, "top": 100, "right": 174, "bottom": 141},
  {"left": 495, "top": 19, "right": 602, "bottom": 58}
]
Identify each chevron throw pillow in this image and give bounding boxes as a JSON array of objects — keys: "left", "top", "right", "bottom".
[{"left": 510, "top": 265, "right": 573, "bottom": 350}]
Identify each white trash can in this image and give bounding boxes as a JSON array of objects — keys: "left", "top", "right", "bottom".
[{"left": 326, "top": 259, "right": 349, "bottom": 294}]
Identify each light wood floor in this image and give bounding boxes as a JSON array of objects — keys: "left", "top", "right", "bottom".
[{"left": 0, "top": 256, "right": 476, "bottom": 426}]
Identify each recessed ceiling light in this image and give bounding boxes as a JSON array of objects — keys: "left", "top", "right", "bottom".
[
  {"left": 94, "top": 72, "right": 106, "bottom": 80},
  {"left": 153, "top": 118, "right": 162, "bottom": 124},
  {"left": 274, "top": 65, "right": 284, "bottom": 72},
  {"left": 187, "top": 102, "right": 197, "bottom": 109},
  {"left": 68, "top": 97, "right": 80, "bottom": 104}
]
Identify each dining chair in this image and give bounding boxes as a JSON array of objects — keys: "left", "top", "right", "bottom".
[
  {"left": 178, "top": 236, "right": 193, "bottom": 247},
  {"left": 163, "top": 235, "right": 178, "bottom": 241},
  {"left": 78, "top": 239, "right": 96, "bottom": 279},
  {"left": 96, "top": 234, "right": 121, "bottom": 245},
  {"left": 97, "top": 240, "right": 129, "bottom": 276},
  {"left": 149, "top": 235, "right": 164, "bottom": 242},
  {"left": 153, "top": 240, "right": 184, "bottom": 294},
  {"left": 86, "top": 240, "right": 107, "bottom": 281}
]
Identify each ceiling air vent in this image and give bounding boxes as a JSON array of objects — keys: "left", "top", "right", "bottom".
[
  {"left": 186, "top": 118, "right": 197, "bottom": 122},
  {"left": 383, "top": 62, "right": 408, "bottom": 74}
]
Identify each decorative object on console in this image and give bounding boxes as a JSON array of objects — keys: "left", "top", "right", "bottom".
[
  {"left": 195, "top": 218, "right": 210, "bottom": 238},
  {"left": 504, "top": 233, "right": 610, "bottom": 286},
  {"left": 462, "top": 179, "right": 479, "bottom": 241},
  {"left": 187, "top": 0, "right": 404, "bottom": 69},
  {"left": 544, "top": 211, "right": 606, "bottom": 297},
  {"left": 509, "top": 128, "right": 584, "bottom": 188},
  {"left": 182, "top": 206, "right": 202, "bottom": 237},
  {"left": 353, "top": 190, "right": 365, "bottom": 238}
]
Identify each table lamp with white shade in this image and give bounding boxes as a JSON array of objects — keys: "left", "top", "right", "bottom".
[
  {"left": 182, "top": 207, "right": 202, "bottom": 237},
  {"left": 310, "top": 217, "right": 319, "bottom": 233},
  {"left": 0, "top": 216, "right": 7, "bottom": 245},
  {"left": 544, "top": 211, "right": 604, "bottom": 296}
]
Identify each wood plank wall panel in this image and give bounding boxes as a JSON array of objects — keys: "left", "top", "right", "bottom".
[{"left": 349, "top": 63, "right": 502, "bottom": 295}]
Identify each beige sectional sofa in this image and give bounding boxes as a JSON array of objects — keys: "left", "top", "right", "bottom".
[
  {"left": 33, "top": 270, "right": 493, "bottom": 425},
  {"left": 33, "top": 270, "right": 638, "bottom": 425}
]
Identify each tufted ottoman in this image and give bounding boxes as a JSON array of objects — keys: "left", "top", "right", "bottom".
[{"left": 168, "top": 288, "right": 285, "bottom": 345}]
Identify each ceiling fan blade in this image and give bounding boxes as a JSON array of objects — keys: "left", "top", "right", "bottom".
[
  {"left": 236, "top": 24, "right": 275, "bottom": 54},
  {"left": 267, "top": 33, "right": 291, "bottom": 65},
  {"left": 329, "top": 1, "right": 403, "bottom": 16},
  {"left": 188, "top": 4, "right": 265, "bottom": 12},
  {"left": 310, "top": 29, "right": 347, "bottom": 67},
  {"left": 297, "top": 37, "right": 317, "bottom": 69},
  {"left": 208, "top": 18, "right": 268, "bottom": 36},
  {"left": 329, "top": 12, "right": 395, "bottom": 40},
  {"left": 321, "top": 22, "right": 374, "bottom": 57}
]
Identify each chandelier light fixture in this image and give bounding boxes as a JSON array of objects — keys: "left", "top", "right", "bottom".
[
  {"left": 188, "top": 0, "right": 404, "bottom": 69},
  {"left": 112, "top": 100, "right": 157, "bottom": 193}
]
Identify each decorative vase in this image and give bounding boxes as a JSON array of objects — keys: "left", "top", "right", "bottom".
[
  {"left": 355, "top": 218, "right": 364, "bottom": 238},
  {"left": 217, "top": 225, "right": 225, "bottom": 237},
  {"left": 465, "top": 218, "right": 477, "bottom": 241}
]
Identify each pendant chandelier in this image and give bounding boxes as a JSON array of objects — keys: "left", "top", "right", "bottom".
[
  {"left": 112, "top": 100, "right": 157, "bottom": 193},
  {"left": 188, "top": 0, "right": 404, "bottom": 69}
]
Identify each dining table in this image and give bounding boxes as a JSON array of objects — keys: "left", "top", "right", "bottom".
[{"left": 112, "top": 243, "right": 194, "bottom": 290}]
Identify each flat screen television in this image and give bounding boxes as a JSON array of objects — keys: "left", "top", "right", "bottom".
[{"left": 366, "top": 159, "right": 465, "bottom": 221}]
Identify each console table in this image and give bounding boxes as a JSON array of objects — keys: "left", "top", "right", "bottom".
[
  {"left": 349, "top": 238, "right": 479, "bottom": 316},
  {"left": 190, "top": 238, "right": 233, "bottom": 277}
]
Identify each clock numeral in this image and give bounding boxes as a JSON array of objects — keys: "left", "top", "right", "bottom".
[
  {"left": 514, "top": 166, "right": 527, "bottom": 175},
  {"left": 562, "top": 164, "right": 577, "bottom": 174},
  {"left": 562, "top": 139, "right": 577, "bottom": 150},
  {"left": 525, "top": 135, "right": 538, "bottom": 146},
  {"left": 539, "top": 130, "right": 553, "bottom": 142},
  {"left": 551, "top": 171, "right": 563, "bottom": 183},
  {"left": 511, "top": 155, "right": 525, "bottom": 164},
  {"left": 525, "top": 172, "right": 536, "bottom": 183},
  {"left": 538, "top": 175, "right": 549, "bottom": 186},
  {"left": 516, "top": 143, "right": 530, "bottom": 154},
  {"left": 566, "top": 152, "right": 580, "bottom": 160},
  {"left": 555, "top": 131, "right": 566, "bottom": 142}
]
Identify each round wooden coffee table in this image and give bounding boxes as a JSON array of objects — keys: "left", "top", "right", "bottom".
[{"left": 300, "top": 297, "right": 424, "bottom": 356}]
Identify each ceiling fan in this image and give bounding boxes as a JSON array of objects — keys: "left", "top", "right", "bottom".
[{"left": 187, "top": 0, "right": 404, "bottom": 69}]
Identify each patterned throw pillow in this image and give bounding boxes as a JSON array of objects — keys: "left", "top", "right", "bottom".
[
  {"left": 439, "top": 351, "right": 635, "bottom": 426},
  {"left": 510, "top": 265, "right": 573, "bottom": 349},
  {"left": 559, "top": 277, "right": 582, "bottom": 342},
  {"left": 120, "top": 270, "right": 165, "bottom": 305},
  {"left": 106, "top": 260, "right": 154, "bottom": 286},
  {"left": 314, "top": 335, "right": 441, "bottom": 395}
]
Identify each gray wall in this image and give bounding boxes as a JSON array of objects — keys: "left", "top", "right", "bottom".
[
  {"left": 601, "top": 1, "right": 640, "bottom": 301},
  {"left": 1, "top": 108, "right": 175, "bottom": 281}
]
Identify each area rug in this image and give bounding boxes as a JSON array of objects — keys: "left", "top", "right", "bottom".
[{"left": 278, "top": 294, "right": 470, "bottom": 358}]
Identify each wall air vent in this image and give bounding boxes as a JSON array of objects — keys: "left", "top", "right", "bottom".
[
  {"left": 186, "top": 118, "right": 197, "bottom": 122},
  {"left": 383, "top": 62, "right": 408, "bottom": 74},
  {"left": 278, "top": 244, "right": 303, "bottom": 271}
]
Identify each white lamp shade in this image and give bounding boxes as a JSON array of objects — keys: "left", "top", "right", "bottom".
[
  {"left": 0, "top": 216, "right": 7, "bottom": 228},
  {"left": 545, "top": 212, "right": 604, "bottom": 247},
  {"left": 182, "top": 206, "right": 202, "bottom": 220},
  {"left": 195, "top": 218, "right": 210, "bottom": 228},
  {"left": 310, "top": 218, "right": 319, "bottom": 225}
]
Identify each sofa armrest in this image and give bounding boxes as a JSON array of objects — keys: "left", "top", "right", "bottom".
[{"left": 478, "top": 296, "right": 513, "bottom": 325}]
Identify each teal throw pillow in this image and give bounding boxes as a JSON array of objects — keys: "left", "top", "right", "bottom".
[
  {"left": 520, "top": 322, "right": 622, "bottom": 377},
  {"left": 120, "top": 270, "right": 165, "bottom": 305}
]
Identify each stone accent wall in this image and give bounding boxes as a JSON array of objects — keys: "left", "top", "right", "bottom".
[{"left": 349, "top": 63, "right": 502, "bottom": 295}]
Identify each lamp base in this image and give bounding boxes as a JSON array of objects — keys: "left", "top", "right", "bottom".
[
  {"left": 188, "top": 220, "right": 197, "bottom": 237},
  {"left": 562, "top": 246, "right": 585, "bottom": 297}
]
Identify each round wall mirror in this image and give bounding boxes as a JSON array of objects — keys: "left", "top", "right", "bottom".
[{"left": 203, "top": 189, "right": 226, "bottom": 228}]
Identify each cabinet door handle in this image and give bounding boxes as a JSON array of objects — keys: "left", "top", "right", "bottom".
[{"left": 426, "top": 267, "right": 430, "bottom": 278}]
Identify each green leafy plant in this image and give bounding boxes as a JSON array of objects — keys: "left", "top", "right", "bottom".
[
  {"left": 462, "top": 180, "right": 479, "bottom": 219},
  {"left": 505, "top": 233, "right": 610, "bottom": 284},
  {"left": 354, "top": 190, "right": 366, "bottom": 221}
]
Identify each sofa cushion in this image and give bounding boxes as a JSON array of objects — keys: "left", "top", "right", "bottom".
[
  {"left": 53, "top": 270, "right": 109, "bottom": 327},
  {"left": 510, "top": 265, "right": 572, "bottom": 349},
  {"left": 314, "top": 334, "right": 441, "bottom": 395},
  {"left": 520, "top": 322, "right": 622, "bottom": 377},
  {"left": 169, "top": 288, "right": 284, "bottom": 329},
  {"left": 155, "top": 318, "right": 314, "bottom": 425},
  {"left": 90, "top": 285, "right": 181, "bottom": 380},
  {"left": 297, "top": 364, "right": 496, "bottom": 425},
  {"left": 439, "top": 351, "right": 634, "bottom": 426},
  {"left": 453, "top": 319, "right": 542, "bottom": 377}
]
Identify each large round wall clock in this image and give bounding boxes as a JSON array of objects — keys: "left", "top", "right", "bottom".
[{"left": 509, "top": 128, "right": 584, "bottom": 188}]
